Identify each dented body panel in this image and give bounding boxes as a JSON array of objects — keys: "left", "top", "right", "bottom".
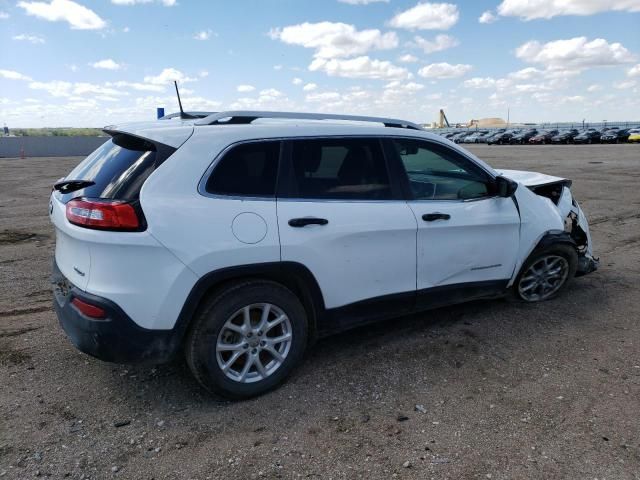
[{"left": 499, "top": 169, "right": 597, "bottom": 286}]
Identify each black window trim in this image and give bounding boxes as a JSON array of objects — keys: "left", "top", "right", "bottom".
[
  {"left": 198, "top": 138, "right": 284, "bottom": 201},
  {"left": 383, "top": 136, "right": 499, "bottom": 203},
  {"left": 198, "top": 134, "right": 498, "bottom": 203}
]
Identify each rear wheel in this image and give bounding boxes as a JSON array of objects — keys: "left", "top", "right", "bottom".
[
  {"left": 513, "top": 245, "right": 577, "bottom": 302},
  {"left": 185, "top": 280, "right": 308, "bottom": 399}
]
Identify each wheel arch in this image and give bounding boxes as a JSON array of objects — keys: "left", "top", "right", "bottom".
[
  {"left": 533, "top": 230, "right": 577, "bottom": 252},
  {"left": 173, "top": 262, "right": 325, "bottom": 346},
  {"left": 509, "top": 230, "right": 578, "bottom": 288}
]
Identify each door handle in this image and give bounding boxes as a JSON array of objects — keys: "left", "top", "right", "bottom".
[
  {"left": 422, "top": 213, "right": 451, "bottom": 222},
  {"left": 288, "top": 217, "right": 329, "bottom": 227}
]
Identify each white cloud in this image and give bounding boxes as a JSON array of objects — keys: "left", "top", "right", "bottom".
[
  {"left": 106, "top": 81, "right": 165, "bottom": 92},
  {"left": 199, "top": 71, "right": 209, "bottom": 78},
  {"left": 515, "top": 37, "right": 636, "bottom": 71},
  {"left": 497, "top": 0, "right": 640, "bottom": 20},
  {"left": 338, "top": 0, "right": 389, "bottom": 4},
  {"left": 17, "top": 0, "right": 106, "bottom": 30},
  {"left": 303, "top": 82, "right": 318, "bottom": 91},
  {"left": 28, "top": 80, "right": 73, "bottom": 97},
  {"left": 27, "top": 80, "right": 128, "bottom": 98},
  {"left": 0, "top": 11, "right": 9, "bottom": 19},
  {"left": 72, "top": 82, "right": 123, "bottom": 96},
  {"left": 12, "top": 34, "right": 45, "bottom": 44},
  {"left": 273, "top": 64, "right": 283, "bottom": 70},
  {"left": 388, "top": 2, "right": 459, "bottom": 30},
  {"left": 398, "top": 54, "right": 418, "bottom": 63},
  {"left": 0, "top": 69, "right": 33, "bottom": 81},
  {"left": 306, "top": 91, "right": 341, "bottom": 102},
  {"left": 628, "top": 64, "right": 640, "bottom": 77},
  {"left": 463, "top": 77, "right": 496, "bottom": 88},
  {"left": 111, "top": 0, "right": 176, "bottom": 5},
  {"left": 193, "top": 30, "right": 214, "bottom": 41},
  {"left": 269, "top": 21, "right": 398, "bottom": 59},
  {"left": 413, "top": 34, "right": 458, "bottom": 53},
  {"left": 507, "top": 67, "right": 542, "bottom": 81},
  {"left": 385, "top": 80, "right": 425, "bottom": 92},
  {"left": 614, "top": 80, "right": 637, "bottom": 89},
  {"left": 90, "top": 59, "right": 121, "bottom": 70},
  {"left": 478, "top": 10, "right": 497, "bottom": 23},
  {"left": 143, "top": 68, "right": 197, "bottom": 85},
  {"left": 292, "top": 77, "right": 303, "bottom": 85},
  {"left": 587, "top": 84, "right": 602, "bottom": 92},
  {"left": 236, "top": 84, "right": 256, "bottom": 93},
  {"left": 418, "top": 62, "right": 472, "bottom": 79},
  {"left": 259, "top": 88, "right": 284, "bottom": 98},
  {"left": 310, "top": 56, "right": 409, "bottom": 80}
]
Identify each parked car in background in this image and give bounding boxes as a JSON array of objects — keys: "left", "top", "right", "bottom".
[
  {"left": 551, "top": 129, "right": 580, "bottom": 144},
  {"left": 476, "top": 128, "right": 504, "bottom": 143},
  {"left": 488, "top": 130, "right": 520, "bottom": 145},
  {"left": 452, "top": 131, "right": 473, "bottom": 143},
  {"left": 600, "top": 129, "right": 630, "bottom": 143},
  {"left": 627, "top": 128, "right": 640, "bottom": 143},
  {"left": 529, "top": 130, "right": 559, "bottom": 145},
  {"left": 461, "top": 130, "right": 489, "bottom": 143},
  {"left": 510, "top": 129, "right": 537, "bottom": 144},
  {"left": 573, "top": 129, "right": 601, "bottom": 144}
]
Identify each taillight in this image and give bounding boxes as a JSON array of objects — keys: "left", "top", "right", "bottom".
[
  {"left": 66, "top": 198, "right": 141, "bottom": 231},
  {"left": 71, "top": 297, "right": 106, "bottom": 319}
]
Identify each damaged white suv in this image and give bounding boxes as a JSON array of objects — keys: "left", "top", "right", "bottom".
[{"left": 50, "top": 111, "right": 598, "bottom": 398}]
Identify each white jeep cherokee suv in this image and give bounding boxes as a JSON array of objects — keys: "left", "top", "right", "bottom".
[{"left": 50, "top": 111, "right": 598, "bottom": 399}]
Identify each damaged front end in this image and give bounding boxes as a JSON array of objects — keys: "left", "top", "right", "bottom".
[
  {"left": 499, "top": 169, "right": 599, "bottom": 278},
  {"left": 528, "top": 180, "right": 599, "bottom": 276}
]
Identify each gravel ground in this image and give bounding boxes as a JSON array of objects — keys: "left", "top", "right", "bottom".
[{"left": 1, "top": 144, "right": 639, "bottom": 480}]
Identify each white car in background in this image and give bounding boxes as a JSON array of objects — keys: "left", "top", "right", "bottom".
[{"left": 50, "top": 111, "right": 598, "bottom": 399}]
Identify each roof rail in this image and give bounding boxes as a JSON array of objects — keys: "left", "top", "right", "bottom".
[
  {"left": 194, "top": 110, "right": 423, "bottom": 130},
  {"left": 160, "top": 111, "right": 216, "bottom": 120}
]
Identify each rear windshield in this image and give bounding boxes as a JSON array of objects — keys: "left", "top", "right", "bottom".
[{"left": 58, "top": 136, "right": 160, "bottom": 203}]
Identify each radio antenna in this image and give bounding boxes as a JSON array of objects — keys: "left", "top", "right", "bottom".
[{"left": 174, "top": 81, "right": 196, "bottom": 119}]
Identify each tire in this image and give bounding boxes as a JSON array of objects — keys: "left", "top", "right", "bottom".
[
  {"left": 512, "top": 244, "right": 578, "bottom": 302},
  {"left": 185, "top": 280, "right": 308, "bottom": 399}
]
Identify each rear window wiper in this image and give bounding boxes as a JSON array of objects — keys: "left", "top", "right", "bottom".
[{"left": 53, "top": 179, "right": 95, "bottom": 194}]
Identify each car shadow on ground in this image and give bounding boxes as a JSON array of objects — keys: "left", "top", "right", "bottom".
[{"left": 90, "top": 273, "right": 608, "bottom": 414}]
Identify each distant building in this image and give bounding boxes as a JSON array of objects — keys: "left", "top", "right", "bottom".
[{"left": 3, "top": 124, "right": 8, "bottom": 136}]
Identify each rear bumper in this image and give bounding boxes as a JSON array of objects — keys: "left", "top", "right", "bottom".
[{"left": 52, "top": 260, "right": 179, "bottom": 364}]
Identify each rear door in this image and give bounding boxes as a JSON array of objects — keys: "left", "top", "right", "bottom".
[
  {"left": 387, "top": 137, "right": 520, "bottom": 307},
  {"left": 276, "top": 137, "right": 417, "bottom": 317}
]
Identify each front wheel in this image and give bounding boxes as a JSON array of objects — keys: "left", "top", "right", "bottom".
[
  {"left": 513, "top": 245, "right": 578, "bottom": 302},
  {"left": 185, "top": 280, "right": 308, "bottom": 399}
]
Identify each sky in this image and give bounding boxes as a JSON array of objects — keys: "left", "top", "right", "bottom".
[{"left": 1, "top": 0, "right": 639, "bottom": 127}]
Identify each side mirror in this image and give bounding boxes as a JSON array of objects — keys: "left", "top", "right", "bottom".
[{"left": 495, "top": 175, "right": 518, "bottom": 197}]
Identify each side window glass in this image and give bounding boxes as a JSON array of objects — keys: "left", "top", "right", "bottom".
[
  {"left": 393, "top": 139, "right": 493, "bottom": 200},
  {"left": 289, "top": 138, "right": 391, "bottom": 200},
  {"left": 206, "top": 141, "right": 279, "bottom": 197}
]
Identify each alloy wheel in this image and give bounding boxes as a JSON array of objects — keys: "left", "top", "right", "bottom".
[
  {"left": 518, "top": 255, "right": 569, "bottom": 301},
  {"left": 216, "top": 303, "right": 293, "bottom": 383}
]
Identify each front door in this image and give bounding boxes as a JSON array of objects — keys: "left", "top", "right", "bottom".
[{"left": 388, "top": 137, "right": 520, "bottom": 307}]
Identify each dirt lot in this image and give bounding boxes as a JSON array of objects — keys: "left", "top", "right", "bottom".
[{"left": 1, "top": 144, "right": 639, "bottom": 480}]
